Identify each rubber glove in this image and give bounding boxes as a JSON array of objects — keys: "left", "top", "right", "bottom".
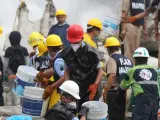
[
  {"left": 129, "top": 16, "right": 137, "bottom": 23},
  {"left": 87, "top": 83, "right": 98, "bottom": 100},
  {"left": 43, "top": 85, "right": 55, "bottom": 100},
  {"left": 34, "top": 72, "right": 46, "bottom": 82}
]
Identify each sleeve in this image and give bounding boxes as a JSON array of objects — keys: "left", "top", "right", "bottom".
[
  {"left": 120, "top": 68, "right": 135, "bottom": 90},
  {"left": 54, "top": 58, "right": 65, "bottom": 77},
  {"left": 106, "top": 58, "right": 117, "bottom": 75},
  {"left": 122, "top": 0, "right": 130, "bottom": 12},
  {"left": 72, "top": 117, "right": 79, "bottom": 120},
  {"left": 4, "top": 48, "right": 12, "bottom": 58}
]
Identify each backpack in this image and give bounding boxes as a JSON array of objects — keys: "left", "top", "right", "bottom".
[{"left": 9, "top": 47, "right": 25, "bottom": 74}]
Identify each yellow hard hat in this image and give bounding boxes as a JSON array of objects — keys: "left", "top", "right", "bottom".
[
  {"left": 28, "top": 32, "right": 44, "bottom": 47},
  {"left": 37, "top": 41, "right": 48, "bottom": 57},
  {"left": 56, "top": 9, "right": 66, "bottom": 16},
  {"left": 104, "top": 37, "right": 120, "bottom": 47},
  {"left": 0, "top": 26, "right": 3, "bottom": 36},
  {"left": 46, "top": 34, "right": 62, "bottom": 47},
  {"left": 87, "top": 18, "right": 103, "bottom": 30}
]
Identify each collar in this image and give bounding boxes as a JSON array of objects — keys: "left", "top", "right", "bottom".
[
  {"left": 58, "top": 23, "right": 66, "bottom": 26},
  {"left": 110, "top": 51, "right": 121, "bottom": 56}
]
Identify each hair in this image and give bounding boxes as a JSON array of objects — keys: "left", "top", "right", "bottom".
[
  {"left": 87, "top": 25, "right": 101, "bottom": 33},
  {"left": 107, "top": 46, "right": 120, "bottom": 52},
  {"left": 9, "top": 31, "right": 21, "bottom": 45},
  {"left": 134, "top": 57, "right": 148, "bottom": 65},
  {"left": 47, "top": 46, "right": 61, "bottom": 53}
]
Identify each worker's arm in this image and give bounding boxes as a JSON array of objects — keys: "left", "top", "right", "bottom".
[
  {"left": 94, "top": 68, "right": 103, "bottom": 85},
  {"left": 120, "top": 69, "right": 135, "bottom": 90},
  {"left": 43, "top": 67, "right": 54, "bottom": 78},
  {"left": 105, "top": 58, "right": 117, "bottom": 89}
]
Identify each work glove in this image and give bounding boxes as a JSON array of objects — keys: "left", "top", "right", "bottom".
[
  {"left": 128, "top": 16, "right": 137, "bottom": 23},
  {"left": 34, "top": 72, "right": 46, "bottom": 82},
  {"left": 87, "top": 83, "right": 98, "bottom": 100},
  {"left": 78, "top": 106, "right": 89, "bottom": 118},
  {"left": 43, "top": 85, "right": 55, "bottom": 100}
]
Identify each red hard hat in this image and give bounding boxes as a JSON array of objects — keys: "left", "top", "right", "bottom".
[{"left": 67, "top": 24, "right": 84, "bottom": 43}]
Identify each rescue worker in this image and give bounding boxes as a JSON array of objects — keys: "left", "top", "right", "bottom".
[
  {"left": 120, "top": 47, "right": 159, "bottom": 120},
  {"left": 28, "top": 32, "right": 44, "bottom": 58},
  {"left": 45, "top": 80, "right": 89, "bottom": 120},
  {"left": 60, "top": 24, "right": 103, "bottom": 110},
  {"left": 35, "top": 34, "right": 65, "bottom": 109},
  {"left": 121, "top": 0, "right": 148, "bottom": 63},
  {"left": 128, "top": 0, "right": 160, "bottom": 22},
  {"left": 83, "top": 18, "right": 102, "bottom": 48},
  {"left": 48, "top": 9, "right": 70, "bottom": 48},
  {"left": 103, "top": 37, "right": 133, "bottom": 120},
  {"left": 29, "top": 41, "right": 50, "bottom": 71}
]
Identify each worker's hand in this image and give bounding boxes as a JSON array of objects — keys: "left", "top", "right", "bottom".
[
  {"left": 87, "top": 83, "right": 98, "bottom": 100},
  {"left": 103, "top": 87, "right": 109, "bottom": 103},
  {"left": 128, "top": 16, "right": 137, "bottom": 23},
  {"left": 34, "top": 72, "right": 46, "bottom": 82},
  {"left": 41, "top": 78, "right": 50, "bottom": 88},
  {"left": 43, "top": 85, "right": 55, "bottom": 100}
]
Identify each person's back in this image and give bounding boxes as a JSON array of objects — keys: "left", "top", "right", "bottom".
[
  {"left": 4, "top": 31, "right": 29, "bottom": 77},
  {"left": 45, "top": 101, "right": 77, "bottom": 120}
]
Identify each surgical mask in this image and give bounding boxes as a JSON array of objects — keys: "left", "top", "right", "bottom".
[
  {"left": 68, "top": 102, "right": 77, "bottom": 108},
  {"left": 93, "top": 36, "right": 99, "bottom": 41},
  {"left": 71, "top": 43, "right": 81, "bottom": 52},
  {"left": 33, "top": 46, "right": 39, "bottom": 55}
]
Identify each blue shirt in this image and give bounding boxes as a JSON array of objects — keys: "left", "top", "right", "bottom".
[{"left": 48, "top": 23, "right": 70, "bottom": 48}]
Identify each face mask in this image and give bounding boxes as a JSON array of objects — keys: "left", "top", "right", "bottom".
[
  {"left": 93, "top": 36, "right": 99, "bottom": 41},
  {"left": 33, "top": 46, "right": 39, "bottom": 55},
  {"left": 71, "top": 43, "right": 81, "bottom": 52},
  {"left": 68, "top": 102, "right": 77, "bottom": 108}
]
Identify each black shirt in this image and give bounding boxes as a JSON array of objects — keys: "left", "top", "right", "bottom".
[{"left": 5, "top": 45, "right": 29, "bottom": 58}]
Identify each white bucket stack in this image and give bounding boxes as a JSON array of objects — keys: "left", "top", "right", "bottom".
[
  {"left": 22, "top": 86, "right": 49, "bottom": 116},
  {"left": 12, "top": 65, "right": 38, "bottom": 105},
  {"left": 82, "top": 101, "right": 108, "bottom": 120}
]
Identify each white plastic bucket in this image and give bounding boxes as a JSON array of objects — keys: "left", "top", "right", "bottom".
[
  {"left": 22, "top": 86, "right": 49, "bottom": 116},
  {"left": 103, "top": 17, "right": 119, "bottom": 37},
  {"left": 16, "top": 65, "right": 38, "bottom": 83},
  {"left": 82, "top": 101, "right": 108, "bottom": 120}
]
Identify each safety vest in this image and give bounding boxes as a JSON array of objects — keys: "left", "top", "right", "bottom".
[
  {"left": 61, "top": 43, "right": 100, "bottom": 96},
  {"left": 83, "top": 33, "right": 97, "bottom": 48},
  {"left": 133, "top": 66, "right": 159, "bottom": 96},
  {"left": 45, "top": 102, "right": 77, "bottom": 120},
  {"left": 31, "top": 55, "right": 50, "bottom": 71},
  {"left": 130, "top": 0, "right": 145, "bottom": 25},
  {"left": 111, "top": 54, "right": 133, "bottom": 82}
]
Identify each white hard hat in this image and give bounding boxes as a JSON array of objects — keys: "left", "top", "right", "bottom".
[
  {"left": 133, "top": 47, "right": 149, "bottom": 58},
  {"left": 59, "top": 80, "right": 80, "bottom": 99}
]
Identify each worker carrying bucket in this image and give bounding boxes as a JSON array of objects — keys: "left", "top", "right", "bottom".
[{"left": 103, "top": 37, "right": 133, "bottom": 120}]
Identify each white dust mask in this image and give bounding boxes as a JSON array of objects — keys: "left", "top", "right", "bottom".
[{"left": 71, "top": 43, "right": 81, "bottom": 52}]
